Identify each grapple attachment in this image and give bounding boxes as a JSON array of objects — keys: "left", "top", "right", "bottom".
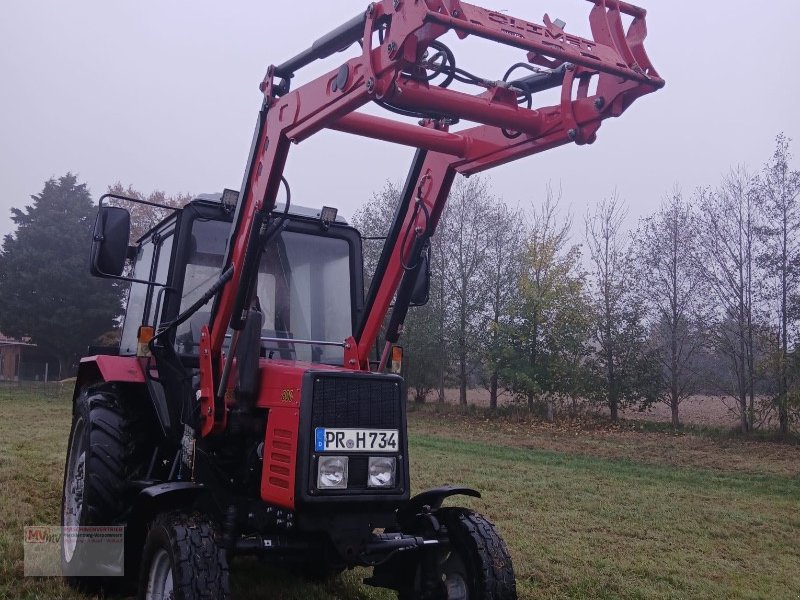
[{"left": 260, "top": 0, "right": 664, "bottom": 173}]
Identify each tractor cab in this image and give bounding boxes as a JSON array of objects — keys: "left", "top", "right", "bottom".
[{"left": 103, "top": 193, "right": 364, "bottom": 368}]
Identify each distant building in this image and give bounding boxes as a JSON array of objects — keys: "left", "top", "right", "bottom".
[
  {"left": 0, "top": 333, "right": 58, "bottom": 381},
  {"left": 0, "top": 332, "right": 28, "bottom": 381}
]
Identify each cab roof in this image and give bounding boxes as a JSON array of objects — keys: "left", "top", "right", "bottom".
[{"left": 195, "top": 192, "right": 348, "bottom": 224}]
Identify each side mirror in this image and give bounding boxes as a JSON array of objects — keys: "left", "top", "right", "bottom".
[
  {"left": 90, "top": 206, "right": 131, "bottom": 277},
  {"left": 409, "top": 247, "right": 430, "bottom": 307}
]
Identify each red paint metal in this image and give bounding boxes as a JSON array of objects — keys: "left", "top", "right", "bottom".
[
  {"left": 198, "top": 325, "right": 220, "bottom": 437},
  {"left": 342, "top": 336, "right": 366, "bottom": 371},
  {"left": 261, "top": 406, "right": 300, "bottom": 509},
  {"left": 255, "top": 360, "right": 308, "bottom": 507},
  {"left": 387, "top": 82, "right": 543, "bottom": 137},
  {"left": 78, "top": 355, "right": 145, "bottom": 384},
  {"left": 255, "top": 358, "right": 346, "bottom": 412},
  {"left": 331, "top": 113, "right": 469, "bottom": 157},
  {"left": 357, "top": 152, "right": 456, "bottom": 363}
]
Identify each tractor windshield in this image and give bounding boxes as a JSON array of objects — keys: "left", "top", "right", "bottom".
[{"left": 175, "top": 218, "right": 352, "bottom": 365}]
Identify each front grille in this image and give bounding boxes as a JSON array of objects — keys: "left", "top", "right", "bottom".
[
  {"left": 298, "top": 372, "right": 407, "bottom": 501},
  {"left": 310, "top": 375, "right": 401, "bottom": 430}
]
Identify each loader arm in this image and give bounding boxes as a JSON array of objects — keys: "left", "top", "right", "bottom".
[{"left": 198, "top": 0, "right": 664, "bottom": 436}]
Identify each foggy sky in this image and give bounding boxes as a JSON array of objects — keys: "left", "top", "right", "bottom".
[{"left": 2, "top": 1, "right": 798, "bottom": 241}]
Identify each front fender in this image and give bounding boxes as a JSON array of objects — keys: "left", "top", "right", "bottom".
[
  {"left": 128, "top": 482, "right": 208, "bottom": 529},
  {"left": 397, "top": 485, "right": 481, "bottom": 524},
  {"left": 124, "top": 482, "right": 209, "bottom": 570}
]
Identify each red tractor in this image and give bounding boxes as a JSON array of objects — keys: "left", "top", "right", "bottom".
[{"left": 62, "top": 1, "right": 663, "bottom": 598}]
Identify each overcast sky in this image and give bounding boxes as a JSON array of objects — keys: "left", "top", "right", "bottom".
[{"left": 1, "top": 1, "right": 798, "bottom": 241}]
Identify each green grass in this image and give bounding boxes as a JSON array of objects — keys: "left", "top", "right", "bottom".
[
  {"left": 1, "top": 384, "right": 799, "bottom": 599},
  {"left": 408, "top": 435, "right": 800, "bottom": 599}
]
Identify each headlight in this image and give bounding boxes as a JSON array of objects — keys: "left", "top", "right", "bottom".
[
  {"left": 368, "top": 456, "right": 396, "bottom": 488},
  {"left": 317, "top": 456, "right": 348, "bottom": 489}
]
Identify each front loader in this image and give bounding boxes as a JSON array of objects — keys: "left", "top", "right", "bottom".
[{"left": 62, "top": 1, "right": 663, "bottom": 598}]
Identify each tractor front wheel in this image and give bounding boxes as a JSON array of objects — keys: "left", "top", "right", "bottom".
[
  {"left": 400, "top": 508, "right": 517, "bottom": 600},
  {"left": 138, "top": 511, "right": 230, "bottom": 600}
]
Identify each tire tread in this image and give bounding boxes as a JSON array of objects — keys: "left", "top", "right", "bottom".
[
  {"left": 140, "top": 511, "right": 230, "bottom": 600},
  {"left": 442, "top": 508, "right": 517, "bottom": 600},
  {"left": 62, "top": 384, "right": 149, "bottom": 592}
]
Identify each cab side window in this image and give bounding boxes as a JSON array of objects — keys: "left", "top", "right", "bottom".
[
  {"left": 119, "top": 241, "right": 155, "bottom": 355},
  {"left": 147, "top": 233, "right": 174, "bottom": 329}
]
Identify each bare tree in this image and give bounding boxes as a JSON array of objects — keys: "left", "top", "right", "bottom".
[
  {"left": 695, "top": 168, "right": 760, "bottom": 432},
  {"left": 754, "top": 133, "right": 800, "bottom": 434},
  {"left": 631, "top": 189, "right": 708, "bottom": 426},
  {"left": 352, "top": 182, "right": 400, "bottom": 288},
  {"left": 482, "top": 201, "right": 525, "bottom": 409},
  {"left": 586, "top": 193, "right": 657, "bottom": 422},
  {"left": 444, "top": 177, "right": 491, "bottom": 406},
  {"left": 107, "top": 183, "right": 191, "bottom": 242},
  {"left": 432, "top": 203, "right": 452, "bottom": 403},
  {"left": 402, "top": 295, "right": 444, "bottom": 403},
  {"left": 353, "top": 181, "right": 447, "bottom": 402}
]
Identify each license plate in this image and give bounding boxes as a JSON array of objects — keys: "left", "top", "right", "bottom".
[{"left": 314, "top": 428, "right": 399, "bottom": 452}]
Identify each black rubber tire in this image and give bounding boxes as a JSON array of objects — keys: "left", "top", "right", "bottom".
[
  {"left": 399, "top": 508, "right": 517, "bottom": 600},
  {"left": 138, "top": 511, "right": 230, "bottom": 600},
  {"left": 61, "top": 384, "right": 140, "bottom": 589}
]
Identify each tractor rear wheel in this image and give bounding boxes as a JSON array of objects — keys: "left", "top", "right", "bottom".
[
  {"left": 138, "top": 511, "right": 230, "bottom": 600},
  {"left": 60, "top": 385, "right": 142, "bottom": 589},
  {"left": 399, "top": 508, "right": 517, "bottom": 600}
]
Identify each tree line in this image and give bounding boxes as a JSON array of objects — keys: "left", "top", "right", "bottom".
[
  {"left": 355, "top": 134, "right": 800, "bottom": 434},
  {"left": 0, "top": 137, "right": 797, "bottom": 435}
]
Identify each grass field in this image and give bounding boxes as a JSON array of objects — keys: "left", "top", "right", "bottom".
[{"left": 1, "top": 384, "right": 799, "bottom": 599}]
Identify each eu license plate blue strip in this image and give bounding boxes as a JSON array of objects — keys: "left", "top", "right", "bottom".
[{"left": 315, "top": 428, "right": 326, "bottom": 452}]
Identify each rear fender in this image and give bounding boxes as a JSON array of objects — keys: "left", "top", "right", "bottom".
[
  {"left": 73, "top": 356, "right": 174, "bottom": 439},
  {"left": 73, "top": 356, "right": 145, "bottom": 400}
]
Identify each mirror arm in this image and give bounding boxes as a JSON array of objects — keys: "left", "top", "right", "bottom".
[
  {"left": 90, "top": 244, "right": 170, "bottom": 287},
  {"left": 92, "top": 271, "right": 171, "bottom": 287},
  {"left": 91, "top": 193, "right": 180, "bottom": 284},
  {"left": 99, "top": 193, "right": 182, "bottom": 212}
]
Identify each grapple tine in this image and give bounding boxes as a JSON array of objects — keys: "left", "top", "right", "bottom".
[
  {"left": 606, "top": 1, "right": 637, "bottom": 66},
  {"left": 589, "top": 0, "right": 662, "bottom": 84},
  {"left": 627, "top": 13, "right": 659, "bottom": 79}
]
